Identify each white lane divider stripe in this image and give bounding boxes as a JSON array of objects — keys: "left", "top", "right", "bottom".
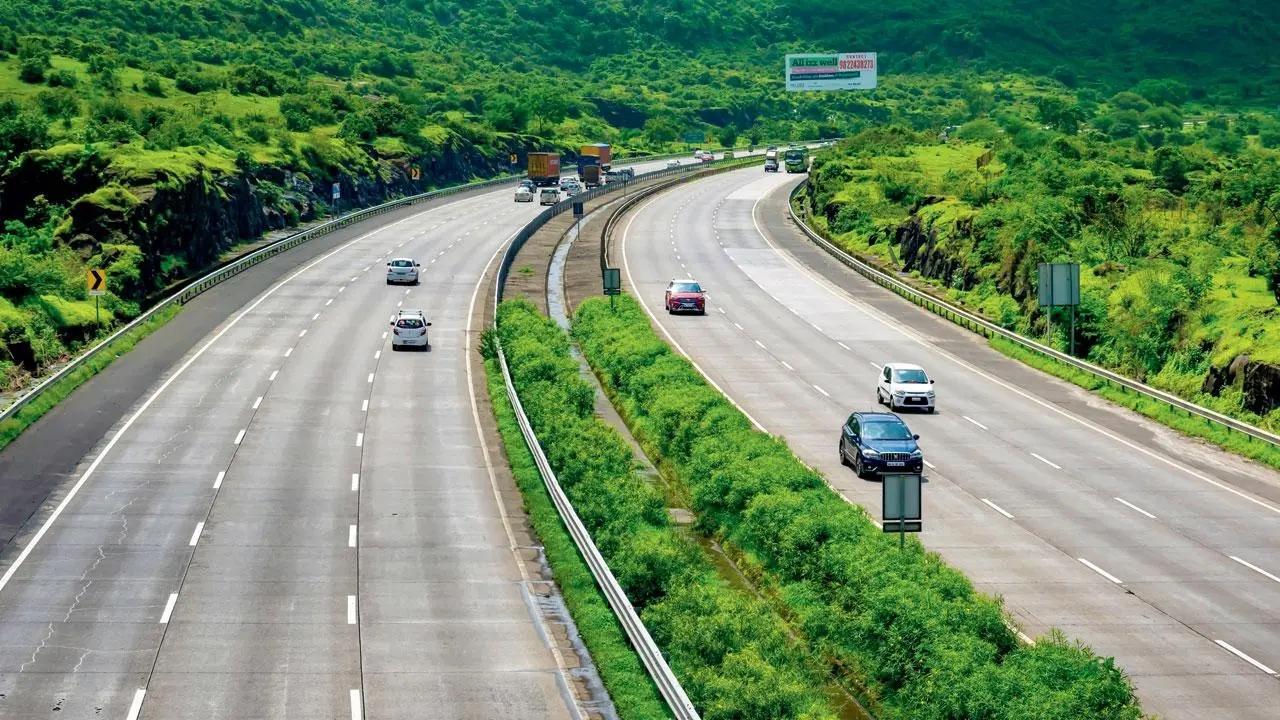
[
  {"left": 381, "top": 332, "right": 388, "bottom": 340},
  {"left": 348, "top": 525, "right": 357, "bottom": 548},
  {"left": 213, "top": 472, "right": 225, "bottom": 489},
  {"left": 813, "top": 385, "right": 830, "bottom": 398},
  {"left": 350, "top": 276, "right": 357, "bottom": 283},
  {"left": 754, "top": 340, "right": 767, "bottom": 350},
  {"left": 1215, "top": 639, "right": 1277, "bottom": 675},
  {"left": 717, "top": 307, "right": 725, "bottom": 314},
  {"left": 367, "top": 373, "right": 375, "bottom": 384},
  {"left": 923, "top": 459, "right": 936, "bottom": 469},
  {"left": 1114, "top": 497, "right": 1157, "bottom": 519},
  {"left": 781, "top": 361, "right": 794, "bottom": 371},
  {"left": 350, "top": 689, "right": 363, "bottom": 720},
  {"left": 1078, "top": 558, "right": 1122, "bottom": 584},
  {"left": 1031, "top": 453, "right": 1061, "bottom": 469},
  {"left": 326, "top": 298, "right": 334, "bottom": 306},
  {"left": 347, "top": 595, "right": 358, "bottom": 624},
  {"left": 733, "top": 322, "right": 744, "bottom": 331},
  {"left": 361, "top": 399, "right": 369, "bottom": 413},
  {"left": 233, "top": 429, "right": 246, "bottom": 445},
  {"left": 811, "top": 323, "right": 824, "bottom": 333},
  {"left": 982, "top": 498, "right": 1014, "bottom": 519},
  {"left": 837, "top": 341, "right": 851, "bottom": 351},
  {"left": 374, "top": 350, "right": 381, "bottom": 360},
  {"left": 362, "top": 266, "right": 370, "bottom": 272},
  {"left": 159, "top": 592, "right": 178, "bottom": 624},
  {"left": 963, "top": 415, "right": 988, "bottom": 431},
  {"left": 351, "top": 473, "right": 360, "bottom": 492},
  {"left": 868, "top": 361, "right": 882, "bottom": 369},
  {"left": 283, "top": 347, "right": 293, "bottom": 358},
  {"left": 269, "top": 370, "right": 279, "bottom": 382},
  {"left": 125, "top": 689, "right": 146, "bottom": 720},
  {"left": 338, "top": 286, "right": 346, "bottom": 293},
  {"left": 252, "top": 396, "right": 263, "bottom": 410},
  {"left": 1230, "top": 555, "right": 1280, "bottom": 584},
  {"left": 188, "top": 522, "right": 204, "bottom": 547},
  {"left": 298, "top": 329, "right": 307, "bottom": 338},
  {"left": 355, "top": 433, "right": 364, "bottom": 448},
  {"left": 313, "top": 313, "right": 320, "bottom": 320}
]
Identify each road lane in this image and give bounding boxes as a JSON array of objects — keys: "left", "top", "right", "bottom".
[{"left": 620, "top": 167, "right": 1280, "bottom": 719}]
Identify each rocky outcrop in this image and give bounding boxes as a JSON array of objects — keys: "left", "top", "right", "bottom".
[{"left": 1201, "top": 354, "right": 1280, "bottom": 416}]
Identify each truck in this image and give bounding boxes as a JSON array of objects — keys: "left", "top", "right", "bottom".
[
  {"left": 764, "top": 146, "right": 779, "bottom": 172},
  {"left": 527, "top": 152, "right": 561, "bottom": 187},
  {"left": 580, "top": 143, "right": 612, "bottom": 171},
  {"left": 784, "top": 146, "right": 808, "bottom": 174},
  {"left": 580, "top": 163, "right": 602, "bottom": 188}
]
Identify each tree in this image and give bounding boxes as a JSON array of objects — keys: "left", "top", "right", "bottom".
[
  {"left": 526, "top": 87, "right": 569, "bottom": 135},
  {"left": 643, "top": 115, "right": 680, "bottom": 145},
  {"left": 716, "top": 125, "right": 739, "bottom": 148},
  {"left": 483, "top": 93, "right": 529, "bottom": 132},
  {"left": 1036, "top": 97, "right": 1087, "bottom": 134},
  {"left": 1151, "top": 146, "right": 1190, "bottom": 193},
  {"left": 0, "top": 101, "right": 50, "bottom": 163}
]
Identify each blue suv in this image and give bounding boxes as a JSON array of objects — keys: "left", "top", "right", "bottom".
[{"left": 839, "top": 412, "right": 924, "bottom": 478}]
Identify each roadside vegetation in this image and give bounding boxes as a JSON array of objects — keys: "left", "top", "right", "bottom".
[
  {"left": 572, "top": 294, "right": 1144, "bottom": 720},
  {"left": 492, "top": 299, "right": 839, "bottom": 720}
]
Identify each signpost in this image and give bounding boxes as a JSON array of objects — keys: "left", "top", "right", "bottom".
[
  {"left": 331, "top": 182, "right": 341, "bottom": 218},
  {"left": 785, "top": 52, "right": 878, "bottom": 91},
  {"left": 603, "top": 267, "right": 621, "bottom": 310},
  {"left": 1037, "top": 262, "right": 1081, "bottom": 355},
  {"left": 87, "top": 269, "right": 106, "bottom": 328},
  {"left": 882, "top": 473, "right": 922, "bottom": 549}
]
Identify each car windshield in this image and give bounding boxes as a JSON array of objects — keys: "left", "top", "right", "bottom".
[
  {"left": 862, "top": 420, "right": 913, "bottom": 441},
  {"left": 893, "top": 369, "right": 929, "bottom": 384},
  {"left": 671, "top": 282, "right": 702, "bottom": 293},
  {"left": 396, "top": 318, "right": 423, "bottom": 329},
  {"left": 390, "top": 260, "right": 413, "bottom": 267}
]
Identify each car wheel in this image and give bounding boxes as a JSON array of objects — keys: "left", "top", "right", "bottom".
[
  {"left": 927, "top": 407, "right": 936, "bottom": 414},
  {"left": 854, "top": 454, "right": 867, "bottom": 479},
  {"left": 839, "top": 440, "right": 850, "bottom": 467}
]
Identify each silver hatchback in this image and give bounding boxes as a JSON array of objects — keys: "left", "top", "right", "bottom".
[{"left": 386, "top": 258, "right": 420, "bottom": 285}]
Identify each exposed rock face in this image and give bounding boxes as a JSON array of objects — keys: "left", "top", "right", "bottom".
[{"left": 1200, "top": 354, "right": 1280, "bottom": 416}]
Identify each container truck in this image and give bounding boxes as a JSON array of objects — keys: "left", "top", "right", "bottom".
[
  {"left": 581, "top": 164, "right": 602, "bottom": 188},
  {"left": 527, "top": 152, "right": 561, "bottom": 187},
  {"left": 580, "top": 143, "right": 612, "bottom": 171}
]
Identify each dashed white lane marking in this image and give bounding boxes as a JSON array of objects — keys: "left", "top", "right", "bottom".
[
  {"left": 381, "top": 332, "right": 388, "bottom": 340},
  {"left": 125, "top": 689, "right": 146, "bottom": 720},
  {"left": 781, "top": 361, "right": 794, "bottom": 371},
  {"left": 362, "top": 266, "right": 370, "bottom": 272},
  {"left": 717, "top": 307, "right": 725, "bottom": 314},
  {"left": 350, "top": 276, "right": 358, "bottom": 283},
  {"left": 348, "top": 525, "right": 358, "bottom": 548},
  {"left": 299, "top": 329, "right": 307, "bottom": 338},
  {"left": 1114, "top": 497, "right": 1157, "bottom": 519},
  {"left": 347, "top": 595, "right": 357, "bottom": 624},
  {"left": 811, "top": 323, "right": 824, "bottom": 333},
  {"left": 923, "top": 459, "right": 936, "bottom": 469},
  {"left": 404, "top": 288, "right": 411, "bottom": 295},
  {"left": 213, "top": 472, "right": 225, "bottom": 489},
  {"left": 339, "top": 286, "right": 346, "bottom": 293},
  {"left": 754, "top": 339, "right": 767, "bottom": 350},
  {"left": 350, "top": 689, "right": 362, "bottom": 720},
  {"left": 252, "top": 396, "right": 262, "bottom": 410},
  {"left": 813, "top": 384, "right": 831, "bottom": 398},
  {"left": 837, "top": 341, "right": 851, "bottom": 351},
  {"left": 269, "top": 370, "right": 278, "bottom": 382},
  {"left": 982, "top": 498, "right": 1014, "bottom": 519},
  {"left": 733, "top": 322, "right": 744, "bottom": 331},
  {"left": 1230, "top": 555, "right": 1280, "bottom": 584},
  {"left": 355, "top": 433, "right": 364, "bottom": 448},
  {"left": 188, "top": 522, "right": 204, "bottom": 547},
  {"left": 1078, "top": 558, "right": 1122, "bottom": 584},
  {"left": 312, "top": 313, "right": 320, "bottom": 320},
  {"left": 233, "top": 429, "right": 246, "bottom": 445},
  {"left": 868, "top": 361, "right": 882, "bottom": 369},
  {"left": 159, "top": 592, "right": 178, "bottom": 624},
  {"left": 1215, "top": 640, "right": 1277, "bottom": 675},
  {"left": 963, "top": 415, "right": 988, "bottom": 431},
  {"left": 326, "top": 298, "right": 334, "bottom": 306},
  {"left": 367, "top": 373, "right": 375, "bottom": 384},
  {"left": 361, "top": 399, "right": 369, "bottom": 413},
  {"left": 351, "top": 473, "right": 360, "bottom": 492},
  {"left": 1031, "top": 453, "right": 1061, "bottom": 469},
  {"left": 283, "top": 347, "right": 293, "bottom": 358},
  {"left": 374, "top": 350, "right": 381, "bottom": 360}
]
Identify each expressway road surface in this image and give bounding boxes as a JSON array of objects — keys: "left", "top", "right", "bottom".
[
  {"left": 0, "top": 154, "right": 686, "bottom": 720},
  {"left": 619, "top": 167, "right": 1280, "bottom": 720}
]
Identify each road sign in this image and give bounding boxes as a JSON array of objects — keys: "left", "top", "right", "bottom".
[
  {"left": 572, "top": 201, "right": 585, "bottom": 218},
  {"left": 87, "top": 269, "right": 106, "bottom": 296},
  {"left": 409, "top": 166, "right": 421, "bottom": 180},
  {"left": 1038, "top": 262, "right": 1081, "bottom": 355},
  {"left": 882, "top": 521, "right": 923, "bottom": 533},
  {"left": 882, "top": 473, "right": 922, "bottom": 547},
  {"left": 331, "top": 182, "right": 341, "bottom": 200},
  {"left": 786, "top": 52, "right": 878, "bottom": 91},
  {"left": 509, "top": 152, "right": 518, "bottom": 165},
  {"left": 603, "top": 268, "right": 621, "bottom": 296}
]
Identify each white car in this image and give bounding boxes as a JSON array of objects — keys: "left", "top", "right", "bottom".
[
  {"left": 514, "top": 186, "right": 534, "bottom": 202},
  {"left": 539, "top": 188, "right": 560, "bottom": 206},
  {"left": 666, "top": 159, "right": 681, "bottom": 169},
  {"left": 385, "top": 257, "right": 420, "bottom": 285},
  {"left": 390, "top": 309, "right": 431, "bottom": 350},
  {"left": 877, "top": 362, "right": 935, "bottom": 413},
  {"left": 693, "top": 149, "right": 705, "bottom": 159}
]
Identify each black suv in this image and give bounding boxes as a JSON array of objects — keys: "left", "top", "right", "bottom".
[{"left": 839, "top": 412, "right": 924, "bottom": 478}]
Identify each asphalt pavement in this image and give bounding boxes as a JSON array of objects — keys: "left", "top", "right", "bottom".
[{"left": 618, "top": 166, "right": 1280, "bottom": 719}]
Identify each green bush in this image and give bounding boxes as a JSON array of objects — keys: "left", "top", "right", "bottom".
[
  {"left": 572, "top": 294, "right": 1144, "bottom": 720},
  {"left": 497, "top": 299, "right": 836, "bottom": 719}
]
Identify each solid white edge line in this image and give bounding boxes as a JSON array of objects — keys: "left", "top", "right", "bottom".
[
  {"left": 347, "top": 594, "right": 357, "bottom": 624},
  {"left": 125, "top": 689, "right": 146, "bottom": 720},
  {"left": 355, "top": 432, "right": 363, "bottom": 447},
  {"left": 213, "top": 471, "right": 225, "bottom": 489},
  {"left": 159, "top": 592, "right": 178, "bottom": 624},
  {"left": 188, "top": 522, "right": 204, "bottom": 547},
  {"left": 1215, "top": 639, "right": 1278, "bottom": 675},
  {"left": 252, "top": 396, "right": 263, "bottom": 410},
  {"left": 351, "top": 473, "right": 360, "bottom": 492},
  {"left": 233, "top": 429, "right": 246, "bottom": 445},
  {"left": 981, "top": 498, "right": 1014, "bottom": 519},
  {"left": 1230, "top": 555, "right": 1280, "bottom": 584},
  {"left": 350, "top": 688, "right": 362, "bottom": 720},
  {"left": 1030, "top": 452, "right": 1061, "bottom": 469},
  {"left": 962, "top": 415, "right": 988, "bottom": 431},
  {"left": 348, "top": 524, "right": 357, "bottom": 548},
  {"left": 1078, "top": 557, "right": 1122, "bottom": 584},
  {"left": 1114, "top": 497, "right": 1157, "bottom": 519}
]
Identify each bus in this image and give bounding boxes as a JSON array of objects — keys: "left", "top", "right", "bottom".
[{"left": 784, "top": 146, "right": 808, "bottom": 173}]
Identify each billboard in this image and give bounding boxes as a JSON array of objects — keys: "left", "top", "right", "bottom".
[{"left": 785, "top": 52, "right": 877, "bottom": 91}]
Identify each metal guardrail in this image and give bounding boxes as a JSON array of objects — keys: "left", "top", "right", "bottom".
[{"left": 788, "top": 180, "right": 1280, "bottom": 448}]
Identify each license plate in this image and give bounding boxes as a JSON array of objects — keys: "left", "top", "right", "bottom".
[{"left": 888, "top": 461, "right": 905, "bottom": 467}]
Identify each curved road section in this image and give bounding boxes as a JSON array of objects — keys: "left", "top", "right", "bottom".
[
  {"left": 0, "top": 156, "right": 687, "bottom": 719},
  {"left": 619, "top": 167, "right": 1280, "bottom": 720}
]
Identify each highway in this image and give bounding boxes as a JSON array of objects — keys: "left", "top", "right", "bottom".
[
  {"left": 0, "top": 155, "right": 686, "bottom": 720},
  {"left": 617, "top": 167, "right": 1280, "bottom": 719}
]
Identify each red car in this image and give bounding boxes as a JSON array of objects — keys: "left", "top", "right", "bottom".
[{"left": 664, "top": 278, "right": 706, "bottom": 314}]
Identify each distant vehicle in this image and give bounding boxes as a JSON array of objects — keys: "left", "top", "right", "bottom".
[
  {"left": 390, "top": 308, "right": 431, "bottom": 350},
  {"left": 385, "top": 257, "right": 420, "bottom": 285},
  {"left": 539, "top": 187, "right": 560, "bottom": 206},
  {"left": 527, "top": 152, "right": 561, "bottom": 187},
  {"left": 664, "top": 278, "right": 706, "bottom": 314},
  {"left": 724, "top": 150, "right": 735, "bottom": 159},
  {"left": 559, "top": 176, "right": 572, "bottom": 191},
  {"left": 764, "top": 157, "right": 779, "bottom": 172},
  {"left": 565, "top": 183, "right": 583, "bottom": 197},
  {"left": 581, "top": 163, "right": 602, "bottom": 188},
  {"left": 839, "top": 412, "right": 924, "bottom": 478},
  {"left": 699, "top": 153, "right": 714, "bottom": 163},
  {"left": 666, "top": 159, "right": 681, "bottom": 169},
  {"left": 877, "top": 363, "right": 936, "bottom": 413},
  {"left": 784, "top": 146, "right": 808, "bottom": 173},
  {"left": 514, "top": 186, "right": 535, "bottom": 202},
  {"left": 693, "top": 149, "right": 706, "bottom": 159},
  {"left": 580, "top": 143, "right": 612, "bottom": 171},
  {"left": 764, "top": 146, "right": 778, "bottom": 161},
  {"left": 605, "top": 167, "right": 635, "bottom": 183},
  {"left": 518, "top": 178, "right": 537, "bottom": 191}
]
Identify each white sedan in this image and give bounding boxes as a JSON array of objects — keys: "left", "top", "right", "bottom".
[
  {"left": 514, "top": 186, "right": 534, "bottom": 202},
  {"left": 385, "top": 258, "right": 420, "bottom": 285},
  {"left": 877, "top": 362, "right": 936, "bottom": 412},
  {"left": 666, "top": 159, "right": 681, "bottom": 169}
]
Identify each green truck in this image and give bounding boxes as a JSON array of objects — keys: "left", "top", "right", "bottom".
[{"left": 784, "top": 146, "right": 808, "bottom": 173}]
